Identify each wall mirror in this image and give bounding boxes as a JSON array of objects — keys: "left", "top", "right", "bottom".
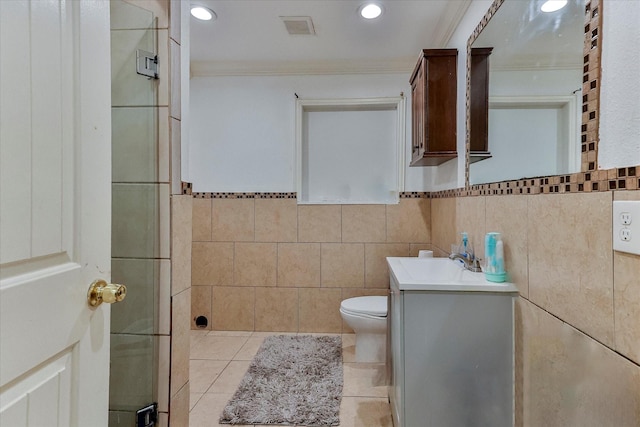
[{"left": 467, "top": 0, "right": 596, "bottom": 186}]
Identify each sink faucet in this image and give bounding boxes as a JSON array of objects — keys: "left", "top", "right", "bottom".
[{"left": 449, "top": 252, "right": 483, "bottom": 273}]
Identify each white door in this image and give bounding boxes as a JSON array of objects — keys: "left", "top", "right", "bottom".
[{"left": 0, "top": 1, "right": 114, "bottom": 425}]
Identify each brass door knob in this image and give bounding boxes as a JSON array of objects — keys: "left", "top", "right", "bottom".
[{"left": 87, "top": 279, "right": 127, "bottom": 307}]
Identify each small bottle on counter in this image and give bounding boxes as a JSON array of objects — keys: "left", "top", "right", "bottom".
[{"left": 484, "top": 232, "right": 506, "bottom": 282}]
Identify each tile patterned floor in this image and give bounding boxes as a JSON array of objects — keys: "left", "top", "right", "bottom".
[{"left": 189, "top": 330, "right": 393, "bottom": 427}]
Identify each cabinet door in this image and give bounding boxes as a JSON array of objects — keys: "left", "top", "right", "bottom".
[
  {"left": 469, "top": 47, "right": 493, "bottom": 161},
  {"left": 425, "top": 54, "right": 457, "bottom": 153},
  {"left": 409, "top": 49, "right": 457, "bottom": 166}
]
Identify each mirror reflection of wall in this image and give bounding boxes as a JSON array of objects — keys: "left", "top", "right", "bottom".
[{"left": 469, "top": 0, "right": 584, "bottom": 185}]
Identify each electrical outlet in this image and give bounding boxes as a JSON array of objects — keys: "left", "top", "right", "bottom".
[
  {"left": 620, "top": 228, "right": 631, "bottom": 242},
  {"left": 620, "top": 212, "right": 632, "bottom": 225},
  {"left": 613, "top": 201, "right": 640, "bottom": 255}
]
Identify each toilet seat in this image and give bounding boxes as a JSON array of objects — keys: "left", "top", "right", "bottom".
[{"left": 340, "top": 296, "right": 387, "bottom": 318}]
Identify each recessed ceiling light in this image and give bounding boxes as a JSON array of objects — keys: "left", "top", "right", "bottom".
[
  {"left": 359, "top": 3, "right": 383, "bottom": 20},
  {"left": 191, "top": 5, "right": 216, "bottom": 21},
  {"left": 540, "top": 0, "right": 568, "bottom": 13}
]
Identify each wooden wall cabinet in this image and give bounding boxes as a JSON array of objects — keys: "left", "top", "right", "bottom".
[
  {"left": 409, "top": 49, "right": 458, "bottom": 166},
  {"left": 469, "top": 47, "right": 493, "bottom": 163}
]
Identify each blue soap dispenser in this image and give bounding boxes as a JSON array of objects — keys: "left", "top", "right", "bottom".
[{"left": 484, "top": 232, "right": 506, "bottom": 282}]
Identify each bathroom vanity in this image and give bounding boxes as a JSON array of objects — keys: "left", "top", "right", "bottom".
[{"left": 386, "top": 257, "right": 518, "bottom": 427}]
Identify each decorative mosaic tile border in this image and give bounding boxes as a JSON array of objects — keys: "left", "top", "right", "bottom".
[
  {"left": 190, "top": 172, "right": 638, "bottom": 201},
  {"left": 181, "top": 181, "right": 192, "bottom": 195},
  {"left": 192, "top": 192, "right": 297, "bottom": 199},
  {"left": 582, "top": 0, "right": 602, "bottom": 171},
  {"left": 399, "top": 192, "right": 429, "bottom": 199},
  {"left": 431, "top": 166, "right": 639, "bottom": 198},
  {"left": 191, "top": 192, "right": 429, "bottom": 200}
]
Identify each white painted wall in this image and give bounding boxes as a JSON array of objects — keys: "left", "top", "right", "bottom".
[
  {"left": 189, "top": 73, "right": 435, "bottom": 193},
  {"left": 490, "top": 69, "right": 581, "bottom": 96},
  {"left": 471, "top": 106, "right": 565, "bottom": 184},
  {"left": 187, "top": 0, "right": 639, "bottom": 192},
  {"left": 599, "top": 0, "right": 640, "bottom": 169},
  {"left": 468, "top": 69, "right": 581, "bottom": 184}
]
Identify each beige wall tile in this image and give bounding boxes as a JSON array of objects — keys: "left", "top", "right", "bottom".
[
  {"left": 455, "top": 196, "right": 486, "bottom": 258},
  {"left": 365, "top": 244, "right": 410, "bottom": 288},
  {"left": 321, "top": 244, "right": 365, "bottom": 288},
  {"left": 527, "top": 192, "right": 614, "bottom": 346},
  {"left": 255, "top": 288, "right": 299, "bottom": 332},
  {"left": 171, "top": 195, "right": 192, "bottom": 296},
  {"left": 485, "top": 195, "right": 529, "bottom": 297},
  {"left": 299, "top": 288, "right": 343, "bottom": 333},
  {"left": 169, "top": 383, "right": 189, "bottom": 427},
  {"left": 613, "top": 190, "right": 640, "bottom": 363},
  {"left": 342, "top": 205, "right": 386, "bottom": 243},
  {"left": 192, "top": 198, "right": 211, "bottom": 241},
  {"left": 234, "top": 243, "right": 277, "bottom": 286},
  {"left": 191, "top": 242, "right": 233, "bottom": 286},
  {"left": 170, "top": 288, "right": 190, "bottom": 397},
  {"left": 431, "top": 197, "right": 457, "bottom": 253},
  {"left": 386, "top": 198, "right": 430, "bottom": 243},
  {"left": 614, "top": 252, "right": 640, "bottom": 364},
  {"left": 298, "top": 205, "right": 342, "bottom": 242},
  {"left": 520, "top": 299, "right": 640, "bottom": 427},
  {"left": 157, "top": 336, "right": 170, "bottom": 412},
  {"left": 212, "top": 287, "right": 255, "bottom": 331},
  {"left": 255, "top": 198, "right": 297, "bottom": 242},
  {"left": 191, "top": 285, "right": 211, "bottom": 330},
  {"left": 159, "top": 261, "right": 171, "bottom": 335},
  {"left": 211, "top": 198, "right": 254, "bottom": 241},
  {"left": 277, "top": 243, "right": 321, "bottom": 287}
]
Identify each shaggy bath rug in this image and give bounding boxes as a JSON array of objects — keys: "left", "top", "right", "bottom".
[{"left": 220, "top": 335, "right": 343, "bottom": 426}]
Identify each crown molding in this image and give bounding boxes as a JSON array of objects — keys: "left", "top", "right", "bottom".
[
  {"left": 190, "top": 57, "right": 416, "bottom": 77},
  {"left": 434, "top": 0, "right": 473, "bottom": 47}
]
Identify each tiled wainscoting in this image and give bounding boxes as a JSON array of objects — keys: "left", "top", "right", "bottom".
[
  {"left": 190, "top": 189, "right": 640, "bottom": 425},
  {"left": 190, "top": 196, "right": 432, "bottom": 333},
  {"left": 431, "top": 189, "right": 640, "bottom": 426}
]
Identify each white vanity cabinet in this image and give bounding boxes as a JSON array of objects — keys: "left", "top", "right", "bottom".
[{"left": 387, "top": 257, "right": 518, "bottom": 427}]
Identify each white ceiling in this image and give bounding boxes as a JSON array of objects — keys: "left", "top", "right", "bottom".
[{"left": 189, "top": 0, "right": 472, "bottom": 76}]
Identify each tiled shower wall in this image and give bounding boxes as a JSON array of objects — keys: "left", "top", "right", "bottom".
[
  {"left": 190, "top": 196, "right": 432, "bottom": 332},
  {"left": 110, "top": 0, "right": 190, "bottom": 425},
  {"left": 431, "top": 189, "right": 640, "bottom": 426}
]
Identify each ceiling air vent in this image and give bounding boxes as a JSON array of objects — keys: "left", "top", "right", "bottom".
[{"left": 280, "top": 16, "right": 316, "bottom": 35}]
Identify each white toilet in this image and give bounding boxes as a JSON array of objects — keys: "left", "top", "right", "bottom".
[{"left": 340, "top": 296, "right": 388, "bottom": 363}]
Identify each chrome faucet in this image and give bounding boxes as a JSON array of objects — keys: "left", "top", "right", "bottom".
[{"left": 449, "top": 252, "right": 483, "bottom": 273}]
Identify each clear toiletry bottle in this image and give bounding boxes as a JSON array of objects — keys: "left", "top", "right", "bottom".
[
  {"left": 484, "top": 232, "right": 506, "bottom": 282},
  {"left": 461, "top": 232, "right": 469, "bottom": 258}
]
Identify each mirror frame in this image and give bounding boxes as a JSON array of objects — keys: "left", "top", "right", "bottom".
[{"left": 465, "top": 0, "right": 603, "bottom": 191}]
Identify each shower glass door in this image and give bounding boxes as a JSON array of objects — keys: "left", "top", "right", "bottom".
[{"left": 109, "top": 1, "right": 164, "bottom": 425}]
